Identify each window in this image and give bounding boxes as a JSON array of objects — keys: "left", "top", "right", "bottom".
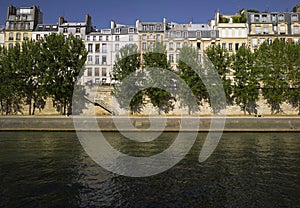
[
  {"left": 95, "top": 44, "right": 100, "bottom": 52},
  {"left": 262, "top": 15, "right": 267, "bottom": 22},
  {"left": 235, "top": 29, "right": 239, "bottom": 37},
  {"left": 241, "top": 29, "right": 246, "bottom": 37},
  {"left": 260, "top": 38, "right": 265, "bottom": 44},
  {"left": 115, "top": 35, "right": 120, "bottom": 41},
  {"left": 278, "top": 14, "right": 285, "bottom": 22},
  {"left": 252, "top": 38, "right": 258, "bottom": 47},
  {"left": 176, "top": 54, "right": 179, "bottom": 63},
  {"left": 99, "top": 36, "right": 102, "bottom": 41},
  {"left": 115, "top": 44, "right": 119, "bottom": 52},
  {"left": 156, "top": 34, "right": 161, "bottom": 41},
  {"left": 235, "top": 43, "right": 239, "bottom": 51},
  {"left": 87, "top": 36, "right": 90, "bottom": 41},
  {"left": 228, "top": 29, "right": 232, "bottom": 37},
  {"left": 254, "top": 15, "right": 259, "bottom": 22},
  {"left": 63, "top": 28, "right": 68, "bottom": 33},
  {"left": 294, "top": 38, "right": 299, "bottom": 43},
  {"left": 23, "top": 33, "right": 28, "bottom": 40},
  {"left": 280, "top": 25, "right": 286, "bottom": 34},
  {"left": 176, "top": 42, "right": 181, "bottom": 50},
  {"left": 93, "top": 36, "right": 96, "bottom": 41},
  {"left": 268, "top": 38, "right": 272, "bottom": 45},
  {"left": 294, "top": 26, "right": 299, "bottom": 34},
  {"left": 142, "top": 34, "right": 146, "bottom": 40},
  {"left": 263, "top": 26, "right": 269, "bottom": 34},
  {"left": 95, "top": 55, "right": 100, "bottom": 64},
  {"left": 292, "top": 14, "right": 298, "bottom": 22},
  {"left": 76, "top": 28, "right": 80, "bottom": 33},
  {"left": 221, "top": 30, "right": 226, "bottom": 37},
  {"left": 87, "top": 68, "right": 92, "bottom": 76},
  {"left": 102, "top": 56, "right": 107, "bottom": 65},
  {"left": 8, "top": 43, "right": 13, "bottom": 49},
  {"left": 76, "top": 35, "right": 80, "bottom": 39},
  {"left": 95, "top": 68, "right": 100, "bottom": 76},
  {"left": 255, "top": 26, "right": 261, "bottom": 34},
  {"left": 102, "top": 44, "right": 107, "bottom": 53},
  {"left": 16, "top": 33, "right": 21, "bottom": 40},
  {"left": 169, "top": 42, "right": 174, "bottom": 50},
  {"left": 115, "top": 28, "right": 120, "bottom": 34},
  {"left": 129, "top": 35, "right": 133, "bottom": 41},
  {"left": 242, "top": 43, "right": 246, "bottom": 47},
  {"left": 198, "top": 54, "right": 202, "bottom": 63},
  {"left": 197, "top": 42, "right": 201, "bottom": 50},
  {"left": 229, "top": 43, "right": 233, "bottom": 51},
  {"left": 222, "top": 43, "right": 226, "bottom": 50},
  {"left": 106, "top": 36, "right": 109, "bottom": 41},
  {"left": 183, "top": 32, "right": 188, "bottom": 38},
  {"left": 102, "top": 68, "right": 107, "bottom": 76},
  {"left": 87, "top": 56, "right": 93, "bottom": 64},
  {"left": 128, "top": 28, "right": 134, "bottom": 33},
  {"left": 196, "top": 31, "right": 201, "bottom": 37},
  {"left": 88, "top": 44, "right": 93, "bottom": 52},
  {"left": 169, "top": 54, "right": 174, "bottom": 63},
  {"left": 142, "top": 42, "right": 146, "bottom": 50},
  {"left": 149, "top": 42, "right": 154, "bottom": 49},
  {"left": 36, "top": 34, "right": 41, "bottom": 40}
]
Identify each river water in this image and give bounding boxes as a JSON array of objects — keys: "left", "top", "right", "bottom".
[{"left": 0, "top": 132, "right": 299, "bottom": 207}]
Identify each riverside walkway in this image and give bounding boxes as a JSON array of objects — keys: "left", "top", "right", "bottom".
[{"left": 0, "top": 116, "right": 300, "bottom": 132}]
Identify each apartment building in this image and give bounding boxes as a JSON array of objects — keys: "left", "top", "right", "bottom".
[
  {"left": 210, "top": 10, "right": 248, "bottom": 53},
  {"left": 5, "top": 5, "right": 43, "bottom": 48},
  {"left": 32, "top": 24, "right": 58, "bottom": 41},
  {"left": 83, "top": 20, "right": 139, "bottom": 85},
  {"left": 136, "top": 18, "right": 168, "bottom": 59},
  {"left": 247, "top": 11, "right": 300, "bottom": 50},
  {"left": 165, "top": 21, "right": 219, "bottom": 68},
  {"left": 58, "top": 14, "right": 93, "bottom": 40}
]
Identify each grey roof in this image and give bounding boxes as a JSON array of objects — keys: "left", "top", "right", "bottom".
[
  {"left": 0, "top": 25, "right": 4, "bottom": 32},
  {"left": 34, "top": 24, "right": 58, "bottom": 32}
]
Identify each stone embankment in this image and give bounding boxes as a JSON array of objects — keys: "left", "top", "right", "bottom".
[{"left": 0, "top": 116, "right": 300, "bottom": 132}]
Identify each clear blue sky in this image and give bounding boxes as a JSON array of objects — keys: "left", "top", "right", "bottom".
[{"left": 1, "top": 0, "right": 299, "bottom": 29}]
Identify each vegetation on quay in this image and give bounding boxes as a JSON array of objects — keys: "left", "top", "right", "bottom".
[
  {"left": 0, "top": 34, "right": 87, "bottom": 115},
  {"left": 113, "top": 39, "right": 300, "bottom": 115}
]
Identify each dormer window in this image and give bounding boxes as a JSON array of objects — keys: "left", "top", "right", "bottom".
[
  {"left": 115, "top": 28, "right": 120, "bottom": 34},
  {"left": 292, "top": 14, "right": 298, "bottom": 22},
  {"left": 278, "top": 14, "right": 285, "bottom": 22},
  {"left": 128, "top": 27, "right": 134, "bottom": 33},
  {"left": 254, "top": 15, "right": 259, "bottom": 22}
]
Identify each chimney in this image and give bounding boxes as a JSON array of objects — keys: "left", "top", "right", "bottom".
[
  {"left": 110, "top": 19, "right": 116, "bottom": 29},
  {"left": 58, "top": 16, "right": 65, "bottom": 26}
]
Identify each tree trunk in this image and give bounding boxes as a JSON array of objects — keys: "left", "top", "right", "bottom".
[{"left": 28, "top": 99, "right": 32, "bottom": 116}]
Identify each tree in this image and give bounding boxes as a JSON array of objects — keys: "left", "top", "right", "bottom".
[
  {"left": 0, "top": 44, "right": 23, "bottom": 115},
  {"left": 286, "top": 42, "right": 300, "bottom": 114},
  {"left": 232, "top": 46, "right": 259, "bottom": 115},
  {"left": 257, "top": 40, "right": 289, "bottom": 114},
  {"left": 19, "top": 40, "right": 46, "bottom": 115},
  {"left": 40, "top": 34, "right": 87, "bottom": 115},
  {"left": 177, "top": 44, "right": 205, "bottom": 114},
  {"left": 205, "top": 44, "right": 233, "bottom": 106},
  {"left": 143, "top": 42, "right": 176, "bottom": 114},
  {"left": 112, "top": 44, "right": 143, "bottom": 113}
]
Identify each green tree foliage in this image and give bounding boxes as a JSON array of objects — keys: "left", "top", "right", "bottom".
[
  {"left": 112, "top": 44, "right": 143, "bottom": 113},
  {"left": 143, "top": 42, "right": 175, "bottom": 114},
  {"left": 40, "top": 34, "right": 87, "bottom": 115},
  {"left": 257, "top": 40, "right": 289, "bottom": 114},
  {"left": 285, "top": 42, "right": 300, "bottom": 114},
  {"left": 0, "top": 34, "right": 87, "bottom": 116},
  {"left": 177, "top": 45, "right": 205, "bottom": 114},
  {"left": 232, "top": 46, "right": 259, "bottom": 115},
  {"left": 205, "top": 44, "right": 233, "bottom": 105}
]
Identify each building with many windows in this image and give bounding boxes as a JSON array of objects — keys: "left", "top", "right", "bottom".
[
  {"left": 210, "top": 10, "right": 248, "bottom": 53},
  {"left": 32, "top": 24, "right": 58, "bottom": 41},
  {"left": 165, "top": 21, "right": 219, "bottom": 68},
  {"left": 58, "top": 14, "right": 93, "bottom": 40},
  {"left": 83, "top": 20, "right": 138, "bottom": 85},
  {"left": 4, "top": 5, "right": 43, "bottom": 48},
  {"left": 247, "top": 11, "right": 300, "bottom": 50}
]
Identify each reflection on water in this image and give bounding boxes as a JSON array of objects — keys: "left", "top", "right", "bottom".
[{"left": 0, "top": 132, "right": 299, "bottom": 207}]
